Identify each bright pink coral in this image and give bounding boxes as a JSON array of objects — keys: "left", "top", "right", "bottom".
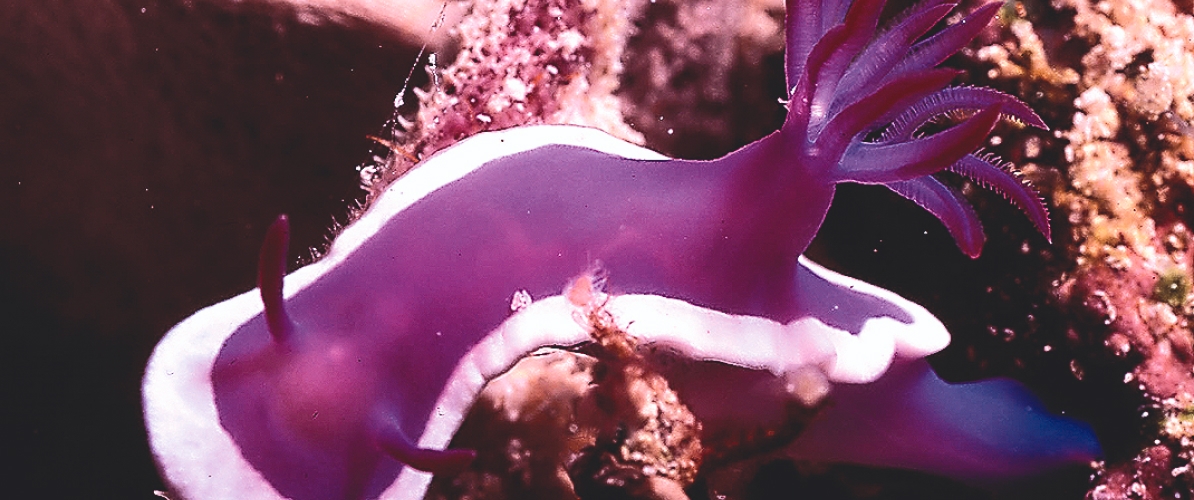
[{"left": 143, "top": 1, "right": 1092, "bottom": 499}]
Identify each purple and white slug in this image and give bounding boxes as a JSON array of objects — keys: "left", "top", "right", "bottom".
[{"left": 142, "top": 0, "right": 1100, "bottom": 498}]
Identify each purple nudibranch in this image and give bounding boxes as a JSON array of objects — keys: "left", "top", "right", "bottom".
[{"left": 143, "top": 1, "right": 1098, "bottom": 498}]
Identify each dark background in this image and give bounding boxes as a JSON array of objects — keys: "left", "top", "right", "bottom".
[
  {"left": 0, "top": 1, "right": 1101, "bottom": 498},
  {"left": 1, "top": 1, "right": 423, "bottom": 496}
]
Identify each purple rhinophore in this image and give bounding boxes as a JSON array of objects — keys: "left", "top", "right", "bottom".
[{"left": 142, "top": 1, "right": 1097, "bottom": 499}]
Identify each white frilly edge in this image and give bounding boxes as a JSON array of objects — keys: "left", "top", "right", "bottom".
[
  {"left": 144, "top": 255, "right": 949, "bottom": 499},
  {"left": 385, "top": 255, "right": 950, "bottom": 498},
  {"left": 144, "top": 125, "right": 666, "bottom": 499},
  {"left": 143, "top": 125, "right": 950, "bottom": 499}
]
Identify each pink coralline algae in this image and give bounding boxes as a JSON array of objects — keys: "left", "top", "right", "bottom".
[
  {"left": 969, "top": 0, "right": 1194, "bottom": 497},
  {"left": 143, "top": 1, "right": 1101, "bottom": 498}
]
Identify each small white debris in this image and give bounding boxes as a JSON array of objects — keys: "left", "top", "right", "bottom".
[
  {"left": 510, "top": 290, "right": 532, "bottom": 312},
  {"left": 785, "top": 366, "right": 830, "bottom": 407},
  {"left": 504, "top": 77, "right": 529, "bottom": 102}
]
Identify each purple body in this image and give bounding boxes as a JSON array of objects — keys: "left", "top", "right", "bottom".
[
  {"left": 145, "top": 1, "right": 1100, "bottom": 498},
  {"left": 214, "top": 134, "right": 837, "bottom": 498}
]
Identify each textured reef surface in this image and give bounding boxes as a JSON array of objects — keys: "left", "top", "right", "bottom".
[
  {"left": 139, "top": 0, "right": 1134, "bottom": 499},
  {"left": 972, "top": 0, "right": 1194, "bottom": 497}
]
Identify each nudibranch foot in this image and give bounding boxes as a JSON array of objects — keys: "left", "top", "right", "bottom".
[{"left": 143, "top": 0, "right": 1097, "bottom": 498}]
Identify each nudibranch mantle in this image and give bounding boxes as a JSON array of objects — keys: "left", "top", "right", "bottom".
[
  {"left": 145, "top": 124, "right": 955, "bottom": 499},
  {"left": 144, "top": 1, "right": 1099, "bottom": 498}
]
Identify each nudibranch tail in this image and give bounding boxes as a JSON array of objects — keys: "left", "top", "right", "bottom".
[
  {"left": 788, "top": 360, "right": 1102, "bottom": 480},
  {"left": 258, "top": 214, "right": 294, "bottom": 343}
]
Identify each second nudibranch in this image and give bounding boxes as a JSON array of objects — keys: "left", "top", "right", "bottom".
[{"left": 143, "top": 0, "right": 1097, "bottom": 499}]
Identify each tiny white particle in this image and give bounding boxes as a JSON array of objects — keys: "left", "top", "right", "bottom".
[{"left": 510, "top": 290, "right": 532, "bottom": 312}]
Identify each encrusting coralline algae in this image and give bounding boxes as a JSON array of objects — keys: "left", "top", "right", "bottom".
[{"left": 976, "top": 0, "right": 1194, "bottom": 497}]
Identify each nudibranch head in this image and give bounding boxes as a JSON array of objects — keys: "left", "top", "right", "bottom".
[{"left": 143, "top": 1, "right": 1093, "bottom": 499}]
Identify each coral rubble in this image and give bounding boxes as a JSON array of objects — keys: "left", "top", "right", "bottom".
[
  {"left": 366, "top": 0, "right": 645, "bottom": 192},
  {"left": 976, "top": 0, "right": 1194, "bottom": 496}
]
